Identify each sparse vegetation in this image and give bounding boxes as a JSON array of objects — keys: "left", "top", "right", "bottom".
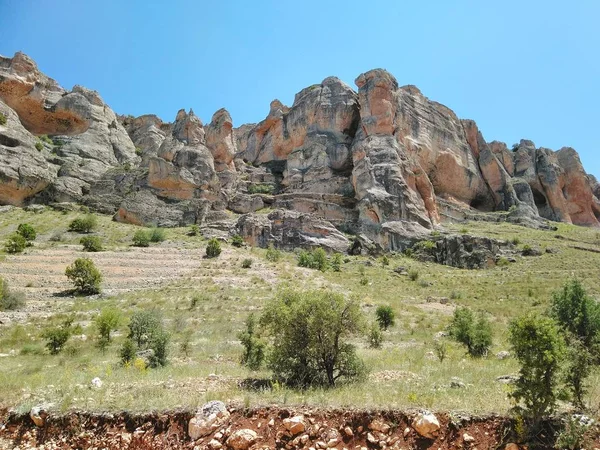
[
  {"left": 247, "top": 183, "right": 274, "bottom": 194},
  {"left": 0, "top": 112, "right": 6, "bottom": 125},
  {"left": 80, "top": 236, "right": 103, "bottom": 252},
  {"left": 265, "top": 243, "right": 282, "bottom": 262},
  {"left": 0, "top": 277, "right": 25, "bottom": 311},
  {"left": 35, "top": 141, "right": 43, "bottom": 151},
  {"left": 65, "top": 257, "right": 102, "bottom": 294},
  {"left": 68, "top": 214, "right": 98, "bottom": 233},
  {"left": 188, "top": 224, "right": 200, "bottom": 236},
  {"left": 132, "top": 229, "right": 150, "bottom": 247},
  {"left": 149, "top": 227, "right": 166, "bottom": 243},
  {"left": 205, "top": 238, "right": 222, "bottom": 258},
  {"left": 367, "top": 322, "right": 383, "bottom": 348},
  {"left": 43, "top": 318, "right": 73, "bottom": 355},
  {"left": 126, "top": 310, "right": 169, "bottom": 367}
]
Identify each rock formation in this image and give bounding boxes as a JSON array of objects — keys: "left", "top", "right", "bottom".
[{"left": 1, "top": 51, "right": 599, "bottom": 254}]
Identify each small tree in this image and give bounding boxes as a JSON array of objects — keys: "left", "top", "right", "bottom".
[
  {"left": 260, "top": 289, "right": 366, "bottom": 387},
  {"left": 206, "top": 238, "right": 222, "bottom": 258},
  {"left": 43, "top": 318, "right": 73, "bottom": 355},
  {"left": 448, "top": 307, "right": 492, "bottom": 357},
  {"left": 5, "top": 234, "right": 27, "bottom": 254},
  {"left": 132, "top": 230, "right": 150, "bottom": 247},
  {"left": 367, "top": 322, "right": 383, "bottom": 348},
  {"left": 126, "top": 310, "right": 169, "bottom": 367},
  {"left": 238, "top": 313, "right": 266, "bottom": 370},
  {"left": 80, "top": 236, "right": 103, "bottom": 252},
  {"left": 68, "top": 214, "right": 98, "bottom": 233},
  {"left": 509, "top": 315, "right": 565, "bottom": 426},
  {"left": 375, "top": 305, "right": 395, "bottom": 330},
  {"left": 65, "top": 258, "right": 102, "bottom": 294},
  {"left": 120, "top": 339, "right": 136, "bottom": 364},
  {"left": 95, "top": 308, "right": 121, "bottom": 350},
  {"left": 330, "top": 253, "right": 343, "bottom": 272},
  {"left": 17, "top": 223, "right": 36, "bottom": 243}
]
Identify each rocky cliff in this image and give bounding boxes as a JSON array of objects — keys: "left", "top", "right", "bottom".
[{"left": 1, "top": 52, "right": 599, "bottom": 251}]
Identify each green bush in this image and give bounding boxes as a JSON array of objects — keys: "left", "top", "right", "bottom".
[
  {"left": 0, "top": 112, "right": 6, "bottom": 125},
  {"left": 297, "top": 247, "right": 329, "bottom": 271},
  {"left": 265, "top": 243, "right": 282, "bottom": 262},
  {"left": 375, "top": 305, "right": 396, "bottom": 330},
  {"left": 509, "top": 314, "right": 564, "bottom": 425},
  {"left": 94, "top": 308, "right": 121, "bottom": 350},
  {"left": 80, "top": 236, "right": 103, "bottom": 252},
  {"left": 248, "top": 184, "right": 274, "bottom": 194},
  {"left": 206, "top": 238, "right": 222, "bottom": 258},
  {"left": 119, "top": 339, "right": 136, "bottom": 364},
  {"left": 5, "top": 233, "right": 28, "bottom": 254},
  {"left": 242, "top": 258, "right": 252, "bottom": 268},
  {"left": 448, "top": 307, "right": 492, "bottom": 357},
  {"left": 367, "top": 322, "right": 383, "bottom": 349},
  {"left": 42, "top": 318, "right": 73, "bottom": 355},
  {"left": 188, "top": 224, "right": 200, "bottom": 236},
  {"left": 132, "top": 229, "right": 150, "bottom": 247},
  {"left": 260, "top": 289, "right": 366, "bottom": 387},
  {"left": 238, "top": 313, "right": 266, "bottom": 370},
  {"left": 381, "top": 255, "right": 390, "bottom": 266},
  {"left": 68, "top": 214, "right": 98, "bottom": 233},
  {"left": 330, "top": 253, "right": 343, "bottom": 272},
  {"left": 39, "top": 134, "right": 52, "bottom": 144},
  {"left": 65, "top": 257, "right": 102, "bottom": 294},
  {"left": 135, "top": 146, "right": 143, "bottom": 156},
  {"left": 149, "top": 227, "right": 165, "bottom": 243},
  {"left": 35, "top": 141, "right": 43, "bottom": 151},
  {"left": 0, "top": 277, "right": 25, "bottom": 311},
  {"left": 126, "top": 310, "right": 169, "bottom": 367},
  {"left": 408, "top": 269, "right": 420, "bottom": 281},
  {"left": 17, "top": 223, "right": 36, "bottom": 242},
  {"left": 231, "top": 234, "right": 245, "bottom": 248}
]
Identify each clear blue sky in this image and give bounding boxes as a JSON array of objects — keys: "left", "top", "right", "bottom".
[{"left": 1, "top": 0, "right": 599, "bottom": 177}]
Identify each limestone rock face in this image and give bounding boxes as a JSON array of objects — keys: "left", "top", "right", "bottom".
[{"left": 120, "top": 114, "right": 167, "bottom": 161}]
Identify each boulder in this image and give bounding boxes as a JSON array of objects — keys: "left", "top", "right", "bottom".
[
  {"left": 188, "top": 400, "right": 230, "bottom": 440},
  {"left": 282, "top": 415, "right": 306, "bottom": 435},
  {"left": 226, "top": 429, "right": 257, "bottom": 450},
  {"left": 411, "top": 411, "right": 440, "bottom": 439}
]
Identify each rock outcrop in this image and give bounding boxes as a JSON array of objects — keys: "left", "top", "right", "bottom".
[{"left": 1, "top": 51, "right": 599, "bottom": 256}]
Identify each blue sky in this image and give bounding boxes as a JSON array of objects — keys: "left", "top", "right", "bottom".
[{"left": 1, "top": 0, "right": 599, "bottom": 177}]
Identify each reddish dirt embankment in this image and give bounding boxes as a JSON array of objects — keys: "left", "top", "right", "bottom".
[{"left": 3, "top": 406, "right": 596, "bottom": 450}]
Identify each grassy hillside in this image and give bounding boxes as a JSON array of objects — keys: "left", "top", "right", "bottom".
[{"left": 1, "top": 206, "right": 600, "bottom": 415}]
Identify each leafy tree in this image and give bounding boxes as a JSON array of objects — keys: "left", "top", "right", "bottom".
[
  {"left": 120, "top": 339, "right": 136, "bottom": 364},
  {"left": 126, "top": 310, "right": 170, "bottom": 367},
  {"left": 94, "top": 308, "right": 121, "bottom": 349},
  {"left": 43, "top": 318, "right": 73, "bottom": 355},
  {"left": 17, "top": 223, "right": 36, "bottom": 242},
  {"left": 206, "top": 238, "right": 222, "bottom": 258},
  {"left": 5, "top": 233, "right": 27, "bottom": 253},
  {"left": 260, "top": 289, "right": 366, "bottom": 387},
  {"left": 509, "top": 315, "right": 565, "bottom": 425},
  {"left": 65, "top": 258, "right": 102, "bottom": 294},
  {"left": 448, "top": 307, "right": 492, "bottom": 357},
  {"left": 238, "top": 313, "right": 266, "bottom": 370},
  {"left": 375, "top": 305, "right": 395, "bottom": 330},
  {"left": 80, "top": 236, "right": 103, "bottom": 252},
  {"left": 68, "top": 214, "right": 98, "bottom": 233}
]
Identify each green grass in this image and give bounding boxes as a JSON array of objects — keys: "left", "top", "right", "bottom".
[{"left": 1, "top": 210, "right": 600, "bottom": 414}]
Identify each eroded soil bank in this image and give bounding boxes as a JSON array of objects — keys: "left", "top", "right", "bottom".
[{"left": 1, "top": 406, "right": 598, "bottom": 450}]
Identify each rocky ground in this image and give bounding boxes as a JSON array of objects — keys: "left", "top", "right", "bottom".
[{"left": 2, "top": 404, "right": 588, "bottom": 450}]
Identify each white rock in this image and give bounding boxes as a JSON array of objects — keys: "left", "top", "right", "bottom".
[
  {"left": 283, "top": 415, "right": 306, "bottom": 435},
  {"left": 412, "top": 411, "right": 440, "bottom": 439},
  {"left": 91, "top": 377, "right": 102, "bottom": 388},
  {"left": 188, "top": 401, "right": 230, "bottom": 440},
  {"left": 463, "top": 432, "right": 475, "bottom": 443}
]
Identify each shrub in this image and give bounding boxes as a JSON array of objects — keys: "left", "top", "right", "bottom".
[
  {"left": 35, "top": 141, "right": 43, "bottom": 151},
  {"left": 68, "top": 214, "right": 98, "bottom": 233},
  {"left": 80, "top": 236, "right": 103, "bottom": 252},
  {"left": 149, "top": 227, "right": 165, "bottom": 243},
  {"left": 367, "top": 322, "right": 383, "bottom": 349},
  {"left": 509, "top": 314, "right": 564, "bottom": 425},
  {"left": 5, "top": 234, "right": 28, "bottom": 254},
  {"left": 496, "top": 257, "right": 510, "bottom": 267},
  {"left": 65, "top": 257, "right": 102, "bottom": 294},
  {"left": 330, "top": 253, "right": 343, "bottom": 272},
  {"left": 42, "top": 318, "right": 73, "bottom": 355},
  {"left": 0, "top": 277, "right": 25, "bottom": 311},
  {"left": 242, "top": 258, "right": 252, "bottom": 268},
  {"left": 17, "top": 223, "right": 36, "bottom": 242},
  {"left": 188, "top": 224, "right": 200, "bottom": 236},
  {"left": 448, "top": 307, "right": 492, "bottom": 357},
  {"left": 94, "top": 308, "right": 121, "bottom": 349},
  {"left": 408, "top": 269, "right": 419, "bottom": 281},
  {"left": 126, "top": 310, "right": 169, "bottom": 367},
  {"left": 120, "top": 339, "right": 136, "bottom": 364},
  {"left": 434, "top": 340, "right": 448, "bottom": 363},
  {"left": 297, "top": 248, "right": 329, "bottom": 271},
  {"left": 248, "top": 183, "right": 274, "bottom": 194},
  {"left": 132, "top": 229, "right": 150, "bottom": 247},
  {"left": 381, "top": 255, "right": 390, "bottom": 266},
  {"left": 555, "top": 416, "right": 590, "bottom": 450},
  {"left": 265, "top": 243, "right": 282, "bottom": 262},
  {"left": 0, "top": 112, "right": 6, "bottom": 125},
  {"left": 206, "top": 238, "right": 222, "bottom": 258},
  {"left": 238, "top": 313, "right": 266, "bottom": 370},
  {"left": 39, "top": 134, "right": 52, "bottom": 144},
  {"left": 260, "top": 289, "right": 366, "bottom": 387},
  {"left": 511, "top": 237, "right": 521, "bottom": 246},
  {"left": 135, "top": 146, "right": 143, "bottom": 156},
  {"left": 231, "top": 234, "right": 245, "bottom": 248},
  {"left": 375, "top": 305, "right": 395, "bottom": 330},
  {"left": 148, "top": 329, "right": 169, "bottom": 368}
]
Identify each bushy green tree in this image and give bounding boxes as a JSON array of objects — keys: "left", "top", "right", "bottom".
[
  {"left": 68, "top": 214, "right": 98, "bottom": 233},
  {"left": 5, "top": 233, "right": 27, "bottom": 254},
  {"left": 95, "top": 308, "right": 121, "bottom": 350},
  {"left": 297, "top": 248, "right": 329, "bottom": 271},
  {"left": 448, "top": 307, "right": 492, "bottom": 357},
  {"left": 80, "top": 236, "right": 103, "bottom": 252},
  {"left": 238, "top": 313, "right": 266, "bottom": 370},
  {"left": 43, "top": 318, "right": 73, "bottom": 355},
  {"left": 330, "top": 253, "right": 343, "bottom": 272},
  {"left": 206, "top": 238, "right": 221, "bottom": 258},
  {"left": 17, "top": 223, "right": 36, "bottom": 242},
  {"left": 65, "top": 258, "right": 102, "bottom": 294},
  {"left": 260, "top": 289, "right": 366, "bottom": 387},
  {"left": 509, "top": 315, "right": 565, "bottom": 425},
  {"left": 375, "top": 305, "right": 395, "bottom": 330},
  {"left": 126, "top": 310, "right": 169, "bottom": 367}
]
